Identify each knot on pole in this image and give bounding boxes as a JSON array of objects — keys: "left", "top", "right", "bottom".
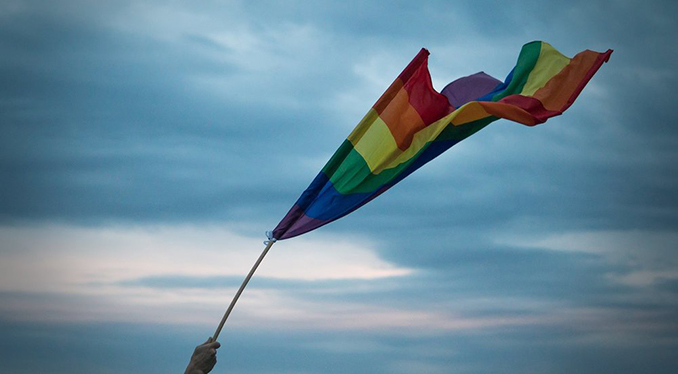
[{"left": 264, "top": 231, "right": 277, "bottom": 245}]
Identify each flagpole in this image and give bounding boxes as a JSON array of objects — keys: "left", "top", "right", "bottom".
[{"left": 211, "top": 238, "right": 276, "bottom": 341}]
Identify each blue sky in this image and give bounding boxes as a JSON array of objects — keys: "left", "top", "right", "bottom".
[{"left": 1, "top": 0, "right": 677, "bottom": 373}]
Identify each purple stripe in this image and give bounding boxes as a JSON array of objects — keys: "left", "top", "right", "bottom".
[
  {"left": 273, "top": 205, "right": 332, "bottom": 240},
  {"left": 441, "top": 72, "right": 503, "bottom": 108}
]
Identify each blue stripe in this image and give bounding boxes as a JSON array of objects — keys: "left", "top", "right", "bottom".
[{"left": 476, "top": 68, "right": 513, "bottom": 102}]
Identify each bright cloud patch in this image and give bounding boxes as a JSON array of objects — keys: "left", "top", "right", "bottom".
[
  {"left": 0, "top": 224, "right": 412, "bottom": 326},
  {"left": 0, "top": 224, "right": 411, "bottom": 289}
]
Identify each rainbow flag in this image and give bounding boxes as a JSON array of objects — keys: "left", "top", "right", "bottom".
[{"left": 273, "top": 41, "right": 612, "bottom": 240}]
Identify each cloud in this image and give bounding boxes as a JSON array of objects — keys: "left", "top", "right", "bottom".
[
  {"left": 2, "top": 0, "right": 676, "bottom": 245},
  {"left": 499, "top": 230, "right": 678, "bottom": 288},
  {"left": 0, "top": 224, "right": 415, "bottom": 326},
  {"left": 6, "top": 224, "right": 674, "bottom": 340},
  {"left": 499, "top": 230, "right": 678, "bottom": 256},
  {"left": 0, "top": 224, "right": 411, "bottom": 289}
]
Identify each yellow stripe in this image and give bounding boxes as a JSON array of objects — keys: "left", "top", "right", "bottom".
[
  {"left": 521, "top": 42, "right": 571, "bottom": 97},
  {"left": 347, "top": 108, "right": 380, "bottom": 144},
  {"left": 450, "top": 102, "right": 490, "bottom": 125},
  {"left": 352, "top": 115, "right": 400, "bottom": 173},
  {"left": 350, "top": 104, "right": 490, "bottom": 174}
]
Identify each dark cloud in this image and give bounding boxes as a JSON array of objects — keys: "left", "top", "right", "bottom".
[
  {"left": 2, "top": 318, "right": 677, "bottom": 374},
  {"left": 1, "top": 0, "right": 676, "bottom": 234}
]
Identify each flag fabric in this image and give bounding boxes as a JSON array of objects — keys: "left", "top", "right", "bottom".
[{"left": 272, "top": 41, "right": 612, "bottom": 240}]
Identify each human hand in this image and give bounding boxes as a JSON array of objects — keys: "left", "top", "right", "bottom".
[{"left": 185, "top": 338, "right": 221, "bottom": 374}]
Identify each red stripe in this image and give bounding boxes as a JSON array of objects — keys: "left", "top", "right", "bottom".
[
  {"left": 499, "top": 95, "right": 563, "bottom": 124},
  {"left": 398, "top": 48, "right": 430, "bottom": 82},
  {"left": 403, "top": 55, "right": 453, "bottom": 125}
]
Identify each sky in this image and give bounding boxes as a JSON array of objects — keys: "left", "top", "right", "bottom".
[{"left": 1, "top": 0, "right": 677, "bottom": 373}]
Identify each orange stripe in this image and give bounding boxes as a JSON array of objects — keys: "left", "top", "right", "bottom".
[
  {"left": 379, "top": 87, "right": 426, "bottom": 150},
  {"left": 373, "top": 78, "right": 404, "bottom": 114},
  {"left": 532, "top": 50, "right": 600, "bottom": 112}
]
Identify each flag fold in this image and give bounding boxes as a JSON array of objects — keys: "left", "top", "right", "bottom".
[{"left": 273, "top": 41, "right": 612, "bottom": 240}]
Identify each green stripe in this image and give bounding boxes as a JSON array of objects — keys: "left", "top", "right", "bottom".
[
  {"left": 328, "top": 147, "right": 410, "bottom": 194},
  {"left": 321, "top": 139, "right": 354, "bottom": 176},
  {"left": 492, "top": 41, "right": 542, "bottom": 101},
  {"left": 326, "top": 117, "right": 498, "bottom": 194}
]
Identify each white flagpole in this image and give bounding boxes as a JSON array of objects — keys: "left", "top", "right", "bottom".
[{"left": 211, "top": 238, "right": 276, "bottom": 341}]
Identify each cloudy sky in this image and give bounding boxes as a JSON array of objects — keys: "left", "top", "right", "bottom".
[{"left": 1, "top": 0, "right": 677, "bottom": 373}]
